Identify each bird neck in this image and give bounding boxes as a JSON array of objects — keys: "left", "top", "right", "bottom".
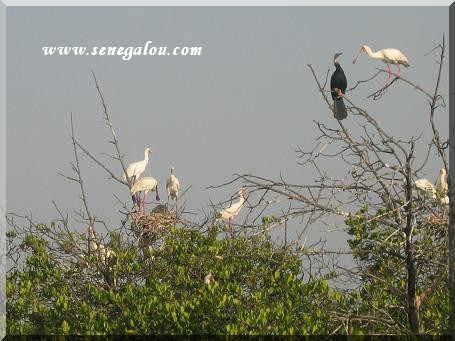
[
  {"left": 363, "top": 46, "right": 379, "bottom": 58},
  {"left": 439, "top": 172, "right": 447, "bottom": 187},
  {"left": 143, "top": 151, "right": 149, "bottom": 162},
  {"left": 88, "top": 227, "right": 98, "bottom": 249}
]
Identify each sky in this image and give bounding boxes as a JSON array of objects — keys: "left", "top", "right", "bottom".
[{"left": 5, "top": 6, "right": 449, "bottom": 255}]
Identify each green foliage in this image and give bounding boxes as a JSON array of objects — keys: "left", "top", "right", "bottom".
[
  {"left": 345, "top": 205, "right": 449, "bottom": 334},
  {"left": 7, "top": 224, "right": 342, "bottom": 335}
]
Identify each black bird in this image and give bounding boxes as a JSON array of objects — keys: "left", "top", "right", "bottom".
[{"left": 330, "top": 52, "right": 348, "bottom": 120}]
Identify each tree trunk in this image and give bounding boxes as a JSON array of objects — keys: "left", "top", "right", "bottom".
[
  {"left": 448, "top": 176, "right": 455, "bottom": 337},
  {"left": 405, "top": 163, "right": 421, "bottom": 333},
  {"left": 449, "top": 15, "right": 455, "bottom": 336}
]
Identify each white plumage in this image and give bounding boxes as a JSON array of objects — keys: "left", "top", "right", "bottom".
[
  {"left": 122, "top": 148, "right": 153, "bottom": 183},
  {"left": 353, "top": 45, "right": 410, "bottom": 88},
  {"left": 218, "top": 188, "right": 246, "bottom": 230},
  {"left": 131, "top": 176, "right": 160, "bottom": 213},
  {"left": 436, "top": 168, "right": 448, "bottom": 193},
  {"left": 166, "top": 167, "right": 181, "bottom": 202},
  {"left": 414, "top": 178, "right": 436, "bottom": 198},
  {"left": 414, "top": 168, "right": 449, "bottom": 205},
  {"left": 87, "top": 226, "right": 116, "bottom": 264},
  {"left": 354, "top": 45, "right": 410, "bottom": 67}
]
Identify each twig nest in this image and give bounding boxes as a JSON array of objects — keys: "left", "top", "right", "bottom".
[
  {"left": 426, "top": 214, "right": 449, "bottom": 236},
  {"left": 131, "top": 209, "right": 176, "bottom": 249}
]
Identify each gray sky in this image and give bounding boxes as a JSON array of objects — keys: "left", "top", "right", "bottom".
[{"left": 6, "top": 7, "right": 449, "bottom": 250}]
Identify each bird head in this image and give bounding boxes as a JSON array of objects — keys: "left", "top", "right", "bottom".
[
  {"left": 353, "top": 46, "right": 367, "bottom": 64},
  {"left": 204, "top": 274, "right": 216, "bottom": 284},
  {"left": 145, "top": 148, "right": 153, "bottom": 155},
  {"left": 86, "top": 226, "right": 96, "bottom": 238},
  {"left": 440, "top": 168, "right": 447, "bottom": 176},
  {"left": 333, "top": 52, "right": 343, "bottom": 64}
]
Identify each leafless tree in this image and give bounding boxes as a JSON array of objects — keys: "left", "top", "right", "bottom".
[{"left": 214, "top": 38, "right": 450, "bottom": 334}]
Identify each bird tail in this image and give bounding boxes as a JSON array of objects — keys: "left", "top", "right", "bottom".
[{"left": 333, "top": 98, "right": 347, "bottom": 120}]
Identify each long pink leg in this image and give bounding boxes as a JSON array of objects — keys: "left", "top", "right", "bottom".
[
  {"left": 142, "top": 193, "right": 147, "bottom": 214},
  {"left": 382, "top": 64, "right": 392, "bottom": 90}
]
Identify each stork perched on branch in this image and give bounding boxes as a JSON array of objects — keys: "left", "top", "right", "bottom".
[
  {"left": 353, "top": 45, "right": 410, "bottom": 89},
  {"left": 166, "top": 167, "right": 180, "bottom": 202},
  {"left": 414, "top": 168, "right": 449, "bottom": 205},
  {"left": 166, "top": 166, "right": 181, "bottom": 215},
  {"left": 122, "top": 147, "right": 153, "bottom": 184},
  {"left": 87, "top": 226, "right": 117, "bottom": 264},
  {"left": 217, "top": 188, "right": 246, "bottom": 235}
]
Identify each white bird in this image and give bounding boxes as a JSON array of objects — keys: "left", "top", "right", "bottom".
[
  {"left": 87, "top": 226, "right": 116, "bottom": 264},
  {"left": 204, "top": 274, "right": 216, "bottom": 284},
  {"left": 131, "top": 176, "right": 160, "bottom": 214},
  {"left": 122, "top": 148, "right": 153, "bottom": 184},
  {"left": 353, "top": 45, "right": 410, "bottom": 88},
  {"left": 436, "top": 168, "right": 448, "bottom": 193},
  {"left": 414, "top": 168, "right": 449, "bottom": 205},
  {"left": 218, "top": 188, "right": 246, "bottom": 233},
  {"left": 414, "top": 178, "right": 436, "bottom": 198},
  {"left": 166, "top": 167, "right": 181, "bottom": 202},
  {"left": 436, "top": 168, "right": 449, "bottom": 205}
]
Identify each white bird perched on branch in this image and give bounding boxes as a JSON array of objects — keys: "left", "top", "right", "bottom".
[
  {"left": 217, "top": 188, "right": 246, "bottom": 233},
  {"left": 131, "top": 176, "right": 160, "bottom": 214},
  {"left": 166, "top": 167, "right": 181, "bottom": 202},
  {"left": 353, "top": 45, "right": 410, "bottom": 89},
  {"left": 436, "top": 168, "right": 449, "bottom": 205},
  {"left": 436, "top": 168, "right": 448, "bottom": 193},
  {"left": 414, "top": 168, "right": 449, "bottom": 205},
  {"left": 87, "top": 226, "right": 116, "bottom": 265},
  {"left": 122, "top": 147, "right": 153, "bottom": 184},
  {"left": 414, "top": 178, "right": 436, "bottom": 198}
]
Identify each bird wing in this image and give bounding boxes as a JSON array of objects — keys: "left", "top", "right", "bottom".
[
  {"left": 131, "top": 177, "right": 151, "bottom": 194},
  {"left": 383, "top": 49, "right": 410, "bottom": 66},
  {"left": 330, "top": 64, "right": 347, "bottom": 100},
  {"left": 414, "top": 179, "right": 436, "bottom": 192},
  {"left": 221, "top": 200, "right": 243, "bottom": 218},
  {"left": 175, "top": 177, "right": 180, "bottom": 192},
  {"left": 166, "top": 177, "right": 171, "bottom": 193},
  {"left": 131, "top": 181, "right": 140, "bottom": 194}
]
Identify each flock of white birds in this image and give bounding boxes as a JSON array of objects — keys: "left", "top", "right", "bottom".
[
  {"left": 79, "top": 44, "right": 445, "bottom": 285},
  {"left": 78, "top": 146, "right": 247, "bottom": 285},
  {"left": 120, "top": 147, "right": 180, "bottom": 214}
]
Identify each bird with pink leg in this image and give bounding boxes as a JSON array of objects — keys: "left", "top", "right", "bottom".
[{"left": 353, "top": 45, "right": 410, "bottom": 90}]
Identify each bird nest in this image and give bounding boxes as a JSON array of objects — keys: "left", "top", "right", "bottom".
[
  {"left": 131, "top": 210, "right": 176, "bottom": 249},
  {"left": 425, "top": 213, "right": 449, "bottom": 237}
]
